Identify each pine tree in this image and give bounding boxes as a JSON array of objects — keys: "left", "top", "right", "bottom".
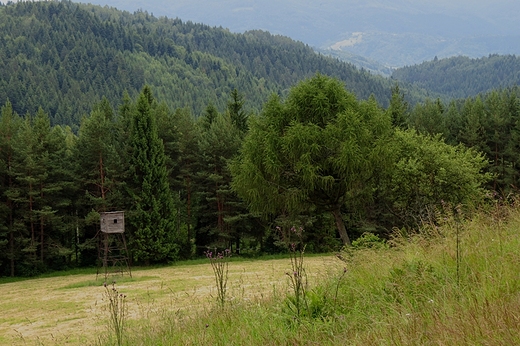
[
  {"left": 75, "top": 98, "right": 121, "bottom": 211},
  {"left": 0, "top": 101, "right": 22, "bottom": 276},
  {"left": 74, "top": 98, "right": 125, "bottom": 265},
  {"left": 170, "top": 108, "right": 199, "bottom": 255},
  {"left": 197, "top": 113, "right": 244, "bottom": 251}
]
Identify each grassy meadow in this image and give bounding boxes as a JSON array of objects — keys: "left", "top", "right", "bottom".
[
  {"left": 0, "top": 254, "right": 339, "bottom": 345},
  {"left": 2, "top": 203, "right": 520, "bottom": 345}
]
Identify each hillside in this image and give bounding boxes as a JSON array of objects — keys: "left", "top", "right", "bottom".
[
  {"left": 0, "top": 1, "right": 398, "bottom": 128},
  {"left": 81, "top": 0, "right": 520, "bottom": 68},
  {"left": 392, "top": 54, "right": 520, "bottom": 99}
]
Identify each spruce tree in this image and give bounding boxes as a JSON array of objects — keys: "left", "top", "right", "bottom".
[
  {"left": 227, "top": 89, "right": 248, "bottom": 132},
  {"left": 388, "top": 83, "right": 408, "bottom": 129},
  {"left": 128, "top": 86, "right": 182, "bottom": 264}
]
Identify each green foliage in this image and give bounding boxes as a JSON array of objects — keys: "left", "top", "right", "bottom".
[
  {"left": 227, "top": 88, "right": 248, "bottom": 132},
  {"left": 407, "top": 88, "right": 520, "bottom": 196},
  {"left": 74, "top": 98, "right": 122, "bottom": 210},
  {"left": 351, "top": 232, "right": 388, "bottom": 250},
  {"left": 195, "top": 109, "right": 250, "bottom": 251},
  {"left": 379, "top": 129, "right": 490, "bottom": 228},
  {"left": 388, "top": 83, "right": 409, "bottom": 129},
  {"left": 0, "top": 11, "right": 509, "bottom": 274},
  {"left": 231, "top": 74, "right": 393, "bottom": 245}
]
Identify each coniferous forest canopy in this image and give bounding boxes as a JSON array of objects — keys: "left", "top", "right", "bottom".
[
  {"left": 0, "top": 0, "right": 519, "bottom": 277},
  {"left": 0, "top": 0, "right": 402, "bottom": 130}
]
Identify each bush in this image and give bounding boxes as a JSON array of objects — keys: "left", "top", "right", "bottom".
[{"left": 351, "top": 232, "right": 388, "bottom": 250}]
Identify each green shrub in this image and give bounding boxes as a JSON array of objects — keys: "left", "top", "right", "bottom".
[{"left": 351, "top": 232, "right": 388, "bottom": 250}]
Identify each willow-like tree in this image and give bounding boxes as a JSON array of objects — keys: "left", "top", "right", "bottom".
[
  {"left": 231, "top": 74, "right": 392, "bottom": 246},
  {"left": 129, "top": 86, "right": 182, "bottom": 264}
]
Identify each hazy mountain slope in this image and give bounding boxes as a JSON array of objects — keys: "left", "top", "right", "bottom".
[
  {"left": 392, "top": 55, "right": 520, "bottom": 99},
  {"left": 80, "top": 0, "right": 520, "bottom": 67}
]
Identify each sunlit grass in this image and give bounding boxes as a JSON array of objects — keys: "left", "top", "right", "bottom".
[{"left": 0, "top": 252, "right": 336, "bottom": 345}]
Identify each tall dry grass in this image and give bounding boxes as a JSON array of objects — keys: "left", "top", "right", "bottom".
[{"left": 115, "top": 202, "right": 520, "bottom": 345}]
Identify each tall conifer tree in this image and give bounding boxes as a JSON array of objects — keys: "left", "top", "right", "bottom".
[
  {"left": 129, "top": 86, "right": 181, "bottom": 264},
  {"left": 0, "top": 101, "right": 22, "bottom": 276}
]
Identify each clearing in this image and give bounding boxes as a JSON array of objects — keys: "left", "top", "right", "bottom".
[{"left": 0, "top": 255, "right": 339, "bottom": 345}]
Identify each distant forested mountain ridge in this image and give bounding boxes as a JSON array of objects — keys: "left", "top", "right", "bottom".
[
  {"left": 82, "top": 0, "right": 520, "bottom": 68},
  {"left": 0, "top": 0, "right": 396, "bottom": 128},
  {"left": 392, "top": 55, "right": 520, "bottom": 99}
]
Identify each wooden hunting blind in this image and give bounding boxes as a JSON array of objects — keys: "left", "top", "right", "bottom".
[
  {"left": 100, "top": 211, "right": 125, "bottom": 233},
  {"left": 97, "top": 211, "right": 132, "bottom": 279}
]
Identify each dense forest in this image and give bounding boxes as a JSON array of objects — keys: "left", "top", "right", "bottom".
[
  {"left": 0, "top": 0, "right": 404, "bottom": 130},
  {"left": 4, "top": 73, "right": 515, "bottom": 277},
  {"left": 406, "top": 86, "right": 520, "bottom": 194},
  {"left": 392, "top": 54, "right": 520, "bottom": 99},
  {"left": 0, "top": 1, "right": 519, "bottom": 278}
]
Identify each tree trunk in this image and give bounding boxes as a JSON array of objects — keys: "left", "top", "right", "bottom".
[
  {"left": 9, "top": 217, "right": 14, "bottom": 277},
  {"left": 186, "top": 175, "right": 191, "bottom": 239},
  {"left": 332, "top": 207, "right": 351, "bottom": 246},
  {"left": 40, "top": 185, "right": 44, "bottom": 263},
  {"left": 30, "top": 184, "right": 34, "bottom": 245},
  {"left": 99, "top": 152, "right": 106, "bottom": 202},
  {"left": 40, "top": 215, "right": 44, "bottom": 263}
]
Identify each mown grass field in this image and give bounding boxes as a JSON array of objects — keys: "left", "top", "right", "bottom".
[
  {"left": 3, "top": 203, "right": 520, "bottom": 345},
  {"left": 0, "top": 255, "right": 340, "bottom": 345}
]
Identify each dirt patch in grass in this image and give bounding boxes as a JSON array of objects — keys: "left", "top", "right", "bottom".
[{"left": 0, "top": 255, "right": 340, "bottom": 345}]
